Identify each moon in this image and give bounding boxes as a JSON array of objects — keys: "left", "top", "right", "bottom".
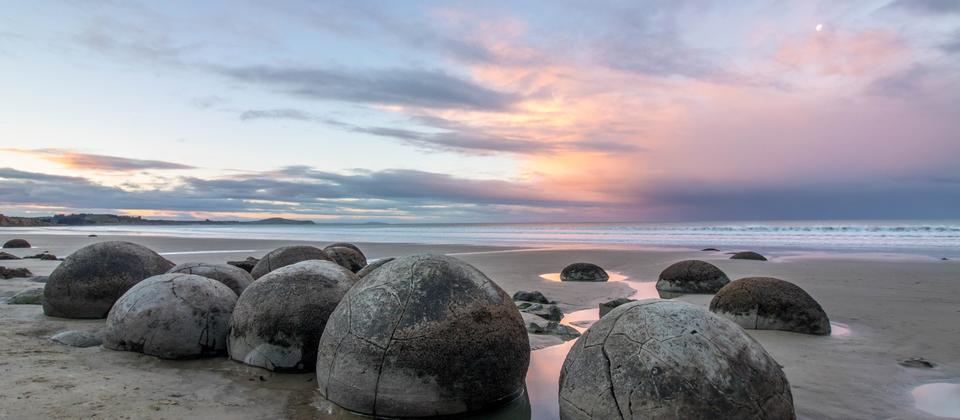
[{"left": 815, "top": 23, "right": 824, "bottom": 32}]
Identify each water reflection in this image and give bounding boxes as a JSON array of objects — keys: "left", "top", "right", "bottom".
[
  {"left": 913, "top": 383, "right": 960, "bottom": 418},
  {"left": 830, "top": 322, "right": 852, "bottom": 337}
]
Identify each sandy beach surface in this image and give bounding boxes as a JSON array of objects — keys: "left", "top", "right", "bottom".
[{"left": 1, "top": 233, "right": 958, "bottom": 419}]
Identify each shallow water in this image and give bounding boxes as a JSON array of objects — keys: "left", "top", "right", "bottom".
[{"left": 913, "top": 383, "right": 960, "bottom": 418}]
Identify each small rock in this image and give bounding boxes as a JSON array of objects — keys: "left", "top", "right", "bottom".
[
  {"left": 2, "top": 239, "right": 31, "bottom": 249},
  {"left": 512, "top": 290, "right": 551, "bottom": 304},
  {"left": 521, "top": 312, "right": 580, "bottom": 340},
  {"left": 599, "top": 297, "right": 636, "bottom": 317},
  {"left": 8, "top": 287, "right": 43, "bottom": 304},
  {"left": 88, "top": 234, "right": 98, "bottom": 238},
  {"left": 51, "top": 330, "right": 103, "bottom": 348},
  {"left": 24, "top": 252, "right": 58, "bottom": 260},
  {"left": 0, "top": 251, "right": 20, "bottom": 260},
  {"left": 518, "top": 302, "right": 564, "bottom": 321},
  {"left": 899, "top": 357, "right": 935, "bottom": 368},
  {"left": 560, "top": 262, "right": 609, "bottom": 282},
  {"left": 730, "top": 251, "right": 768, "bottom": 261},
  {"left": 0, "top": 266, "right": 33, "bottom": 279},
  {"left": 701, "top": 248, "right": 720, "bottom": 251},
  {"left": 227, "top": 257, "right": 259, "bottom": 273},
  {"left": 942, "top": 257, "right": 949, "bottom": 261}
]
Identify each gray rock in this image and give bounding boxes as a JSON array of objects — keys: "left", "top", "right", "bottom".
[
  {"left": 0, "top": 251, "right": 19, "bottom": 260},
  {"left": 167, "top": 262, "right": 253, "bottom": 296},
  {"left": 355, "top": 257, "right": 394, "bottom": 278},
  {"left": 43, "top": 241, "right": 174, "bottom": 319},
  {"left": 710, "top": 277, "right": 831, "bottom": 335},
  {"left": 8, "top": 287, "right": 43, "bottom": 304},
  {"left": 656, "top": 260, "right": 730, "bottom": 295},
  {"left": 0, "top": 266, "right": 33, "bottom": 279},
  {"left": 599, "top": 297, "right": 636, "bottom": 317},
  {"left": 2, "top": 239, "right": 30, "bottom": 248},
  {"left": 323, "top": 246, "right": 367, "bottom": 273},
  {"left": 513, "top": 290, "right": 551, "bottom": 304},
  {"left": 228, "top": 260, "right": 358, "bottom": 372},
  {"left": 731, "top": 251, "right": 768, "bottom": 261},
  {"left": 518, "top": 302, "right": 563, "bottom": 322},
  {"left": 316, "top": 254, "right": 529, "bottom": 418},
  {"left": 52, "top": 330, "right": 102, "bottom": 348},
  {"left": 899, "top": 357, "right": 935, "bottom": 368},
  {"left": 324, "top": 242, "right": 363, "bottom": 255},
  {"left": 560, "top": 300, "right": 795, "bottom": 419},
  {"left": 521, "top": 312, "right": 580, "bottom": 339},
  {"left": 227, "top": 256, "right": 259, "bottom": 273},
  {"left": 250, "top": 245, "right": 330, "bottom": 279},
  {"left": 103, "top": 274, "right": 237, "bottom": 359},
  {"left": 560, "top": 262, "right": 609, "bottom": 282}
]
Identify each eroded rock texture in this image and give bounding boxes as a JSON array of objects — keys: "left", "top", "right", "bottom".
[
  {"left": 561, "top": 263, "right": 609, "bottom": 282},
  {"left": 167, "top": 262, "right": 253, "bottom": 296},
  {"left": 710, "top": 277, "right": 831, "bottom": 335}
]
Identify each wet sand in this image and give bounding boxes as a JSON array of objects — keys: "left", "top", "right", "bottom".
[{"left": 1, "top": 233, "right": 958, "bottom": 419}]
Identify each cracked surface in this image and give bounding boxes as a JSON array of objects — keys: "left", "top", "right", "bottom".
[
  {"left": 167, "top": 262, "right": 253, "bottom": 296},
  {"left": 561, "top": 263, "right": 609, "bottom": 282},
  {"left": 250, "top": 246, "right": 330, "bottom": 279},
  {"left": 656, "top": 260, "right": 730, "bottom": 294},
  {"left": 709, "top": 277, "right": 831, "bottom": 335},
  {"left": 559, "top": 300, "right": 795, "bottom": 419}
]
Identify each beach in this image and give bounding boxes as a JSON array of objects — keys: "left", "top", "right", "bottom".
[{"left": 1, "top": 232, "right": 958, "bottom": 419}]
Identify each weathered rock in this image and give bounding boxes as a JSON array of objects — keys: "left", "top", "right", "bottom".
[
  {"left": 2, "top": 239, "right": 30, "bottom": 248},
  {"left": 324, "top": 242, "right": 363, "bottom": 255},
  {"left": 560, "top": 262, "right": 609, "bottom": 282},
  {"left": 316, "top": 254, "right": 529, "bottom": 418},
  {"left": 0, "top": 266, "right": 33, "bottom": 279},
  {"left": 323, "top": 246, "right": 367, "bottom": 273},
  {"left": 0, "top": 251, "right": 19, "bottom": 260},
  {"left": 710, "top": 277, "right": 831, "bottom": 335},
  {"left": 8, "top": 287, "right": 44, "bottom": 304},
  {"left": 899, "top": 357, "right": 935, "bottom": 368},
  {"left": 103, "top": 274, "right": 237, "bottom": 359},
  {"left": 599, "top": 297, "right": 636, "bottom": 317},
  {"left": 518, "top": 302, "right": 564, "bottom": 321},
  {"left": 560, "top": 300, "right": 795, "bottom": 419},
  {"left": 88, "top": 234, "right": 98, "bottom": 238},
  {"left": 701, "top": 248, "right": 720, "bottom": 251},
  {"left": 250, "top": 246, "right": 330, "bottom": 279},
  {"left": 731, "top": 251, "right": 768, "bottom": 261},
  {"left": 513, "top": 290, "right": 551, "bottom": 304},
  {"left": 167, "top": 262, "right": 253, "bottom": 296},
  {"left": 52, "top": 330, "right": 102, "bottom": 348},
  {"left": 228, "top": 260, "right": 358, "bottom": 372},
  {"left": 656, "top": 260, "right": 730, "bottom": 295},
  {"left": 24, "top": 252, "right": 58, "bottom": 260},
  {"left": 355, "top": 257, "right": 394, "bottom": 278},
  {"left": 227, "top": 257, "right": 259, "bottom": 273},
  {"left": 521, "top": 312, "right": 580, "bottom": 339},
  {"left": 43, "top": 241, "right": 174, "bottom": 319}
]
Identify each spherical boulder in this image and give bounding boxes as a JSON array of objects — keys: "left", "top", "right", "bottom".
[
  {"left": 316, "top": 254, "right": 529, "bottom": 417},
  {"left": 324, "top": 242, "right": 363, "bottom": 255},
  {"left": 2, "top": 239, "right": 30, "bottom": 248},
  {"left": 228, "top": 260, "right": 359, "bottom": 372},
  {"left": 731, "top": 251, "right": 767, "bottom": 261},
  {"left": 250, "top": 245, "right": 330, "bottom": 279},
  {"left": 356, "top": 257, "right": 394, "bottom": 278},
  {"left": 560, "top": 300, "right": 795, "bottom": 419},
  {"left": 167, "top": 262, "right": 253, "bottom": 296},
  {"left": 102, "top": 274, "right": 237, "bottom": 359},
  {"left": 43, "top": 241, "right": 174, "bottom": 319},
  {"left": 656, "top": 260, "right": 730, "bottom": 295},
  {"left": 710, "top": 277, "right": 831, "bottom": 335},
  {"left": 323, "top": 246, "right": 367, "bottom": 273},
  {"left": 560, "top": 262, "right": 608, "bottom": 282}
]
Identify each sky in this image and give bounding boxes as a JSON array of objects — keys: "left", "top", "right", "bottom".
[{"left": 1, "top": 0, "right": 958, "bottom": 222}]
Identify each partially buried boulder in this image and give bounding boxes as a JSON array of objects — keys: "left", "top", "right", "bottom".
[
  {"left": 8, "top": 287, "right": 43, "bottom": 304},
  {"left": 42, "top": 241, "right": 174, "bottom": 319},
  {"left": 513, "top": 290, "right": 551, "bottom": 304},
  {"left": 227, "top": 257, "right": 259, "bottom": 273},
  {"left": 52, "top": 330, "right": 102, "bottom": 348},
  {"left": 731, "top": 251, "right": 768, "bottom": 261},
  {"left": 167, "top": 262, "right": 253, "bottom": 296},
  {"left": 316, "top": 254, "right": 529, "bottom": 418},
  {"left": 356, "top": 257, "right": 394, "bottom": 278},
  {"left": 102, "top": 273, "right": 237, "bottom": 359},
  {"left": 2, "top": 239, "right": 30, "bottom": 248},
  {"left": 0, "top": 266, "right": 32, "bottom": 279},
  {"left": 710, "top": 277, "right": 831, "bottom": 335},
  {"left": 560, "top": 262, "right": 609, "bottom": 282},
  {"left": 560, "top": 300, "right": 795, "bottom": 419},
  {"left": 324, "top": 242, "right": 363, "bottom": 254},
  {"left": 0, "top": 251, "right": 19, "bottom": 260},
  {"left": 323, "top": 245, "right": 367, "bottom": 273},
  {"left": 228, "top": 260, "right": 359, "bottom": 372},
  {"left": 656, "top": 260, "right": 730, "bottom": 295},
  {"left": 250, "top": 245, "right": 330, "bottom": 279}
]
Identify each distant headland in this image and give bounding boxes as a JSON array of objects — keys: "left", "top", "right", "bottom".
[{"left": 0, "top": 213, "right": 315, "bottom": 227}]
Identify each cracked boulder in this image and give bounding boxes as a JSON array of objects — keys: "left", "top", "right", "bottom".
[
  {"left": 2, "top": 238, "right": 30, "bottom": 248},
  {"left": 250, "top": 245, "right": 331, "bottom": 279},
  {"left": 167, "top": 262, "right": 254, "bottom": 296},
  {"left": 710, "top": 277, "right": 831, "bottom": 335},
  {"left": 316, "top": 254, "right": 530, "bottom": 418},
  {"left": 561, "top": 263, "right": 609, "bottom": 282},
  {"left": 228, "top": 260, "right": 359, "bottom": 372},
  {"left": 323, "top": 246, "right": 367, "bottom": 273},
  {"left": 43, "top": 241, "right": 174, "bottom": 319},
  {"left": 103, "top": 273, "right": 237, "bottom": 359},
  {"left": 656, "top": 260, "right": 730, "bottom": 296},
  {"left": 560, "top": 300, "right": 795, "bottom": 419},
  {"left": 356, "top": 257, "right": 394, "bottom": 278}
]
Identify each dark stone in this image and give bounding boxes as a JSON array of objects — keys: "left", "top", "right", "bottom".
[
  {"left": 42, "top": 241, "right": 174, "bottom": 319},
  {"left": 167, "top": 262, "right": 253, "bottom": 296},
  {"left": 0, "top": 251, "right": 19, "bottom": 260},
  {"left": 0, "top": 266, "right": 33, "bottom": 279},
  {"left": 599, "top": 297, "right": 636, "bottom": 317},
  {"left": 323, "top": 246, "right": 367, "bottom": 273},
  {"left": 102, "top": 274, "right": 237, "bottom": 359},
  {"left": 656, "top": 260, "right": 730, "bottom": 295},
  {"left": 710, "top": 277, "right": 831, "bottom": 335},
  {"left": 899, "top": 357, "right": 935, "bottom": 368},
  {"left": 518, "top": 302, "right": 563, "bottom": 321},
  {"left": 731, "top": 251, "right": 768, "bottom": 261},
  {"left": 942, "top": 257, "right": 949, "bottom": 261},
  {"left": 512, "top": 290, "right": 551, "bottom": 304},
  {"left": 521, "top": 312, "right": 580, "bottom": 339},
  {"left": 356, "top": 257, "right": 395, "bottom": 278},
  {"left": 229, "top": 260, "right": 358, "bottom": 372},
  {"left": 560, "top": 300, "right": 795, "bottom": 419},
  {"left": 250, "top": 246, "right": 330, "bottom": 279},
  {"left": 8, "top": 287, "right": 43, "bottom": 304},
  {"left": 324, "top": 242, "right": 364, "bottom": 255},
  {"left": 24, "top": 252, "right": 58, "bottom": 260},
  {"left": 560, "top": 262, "right": 609, "bottom": 282},
  {"left": 701, "top": 248, "right": 720, "bottom": 251},
  {"left": 88, "top": 234, "right": 98, "bottom": 238},
  {"left": 316, "top": 254, "right": 529, "bottom": 418},
  {"left": 2, "top": 239, "right": 30, "bottom": 248},
  {"left": 227, "top": 257, "right": 259, "bottom": 273},
  {"left": 52, "top": 330, "right": 102, "bottom": 348}
]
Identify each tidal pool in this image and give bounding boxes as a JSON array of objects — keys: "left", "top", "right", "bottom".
[{"left": 913, "top": 383, "right": 960, "bottom": 418}]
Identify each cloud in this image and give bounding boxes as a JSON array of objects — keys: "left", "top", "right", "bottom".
[
  {"left": 5, "top": 149, "right": 195, "bottom": 171},
  {"left": 886, "top": 0, "right": 960, "bottom": 15},
  {"left": 866, "top": 65, "right": 930, "bottom": 96}
]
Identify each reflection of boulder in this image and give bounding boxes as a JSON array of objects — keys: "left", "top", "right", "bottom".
[
  {"left": 710, "top": 277, "right": 831, "bottom": 335},
  {"left": 513, "top": 290, "right": 551, "bottom": 304},
  {"left": 730, "top": 251, "right": 767, "bottom": 261},
  {"left": 599, "top": 297, "right": 635, "bottom": 317},
  {"left": 656, "top": 260, "right": 730, "bottom": 295},
  {"left": 560, "top": 262, "right": 609, "bottom": 282}
]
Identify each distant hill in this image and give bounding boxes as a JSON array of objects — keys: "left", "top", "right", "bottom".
[{"left": 0, "top": 213, "right": 315, "bottom": 227}]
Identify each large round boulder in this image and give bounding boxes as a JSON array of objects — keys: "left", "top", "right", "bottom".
[
  {"left": 167, "top": 262, "right": 253, "bottom": 296},
  {"left": 560, "top": 300, "right": 795, "bottom": 419},
  {"left": 324, "top": 242, "right": 363, "bottom": 255},
  {"left": 43, "top": 241, "right": 174, "bottom": 319},
  {"left": 356, "top": 257, "right": 394, "bottom": 278},
  {"left": 656, "top": 260, "right": 730, "bottom": 295},
  {"left": 710, "top": 277, "right": 831, "bottom": 335},
  {"left": 316, "top": 254, "right": 529, "bottom": 417},
  {"left": 228, "top": 260, "right": 359, "bottom": 372},
  {"left": 102, "top": 274, "right": 237, "bottom": 359},
  {"left": 323, "top": 246, "right": 367, "bottom": 273},
  {"left": 560, "top": 262, "right": 609, "bottom": 282},
  {"left": 250, "top": 245, "right": 330, "bottom": 279},
  {"left": 2, "top": 239, "right": 31, "bottom": 248},
  {"left": 731, "top": 251, "right": 767, "bottom": 261}
]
